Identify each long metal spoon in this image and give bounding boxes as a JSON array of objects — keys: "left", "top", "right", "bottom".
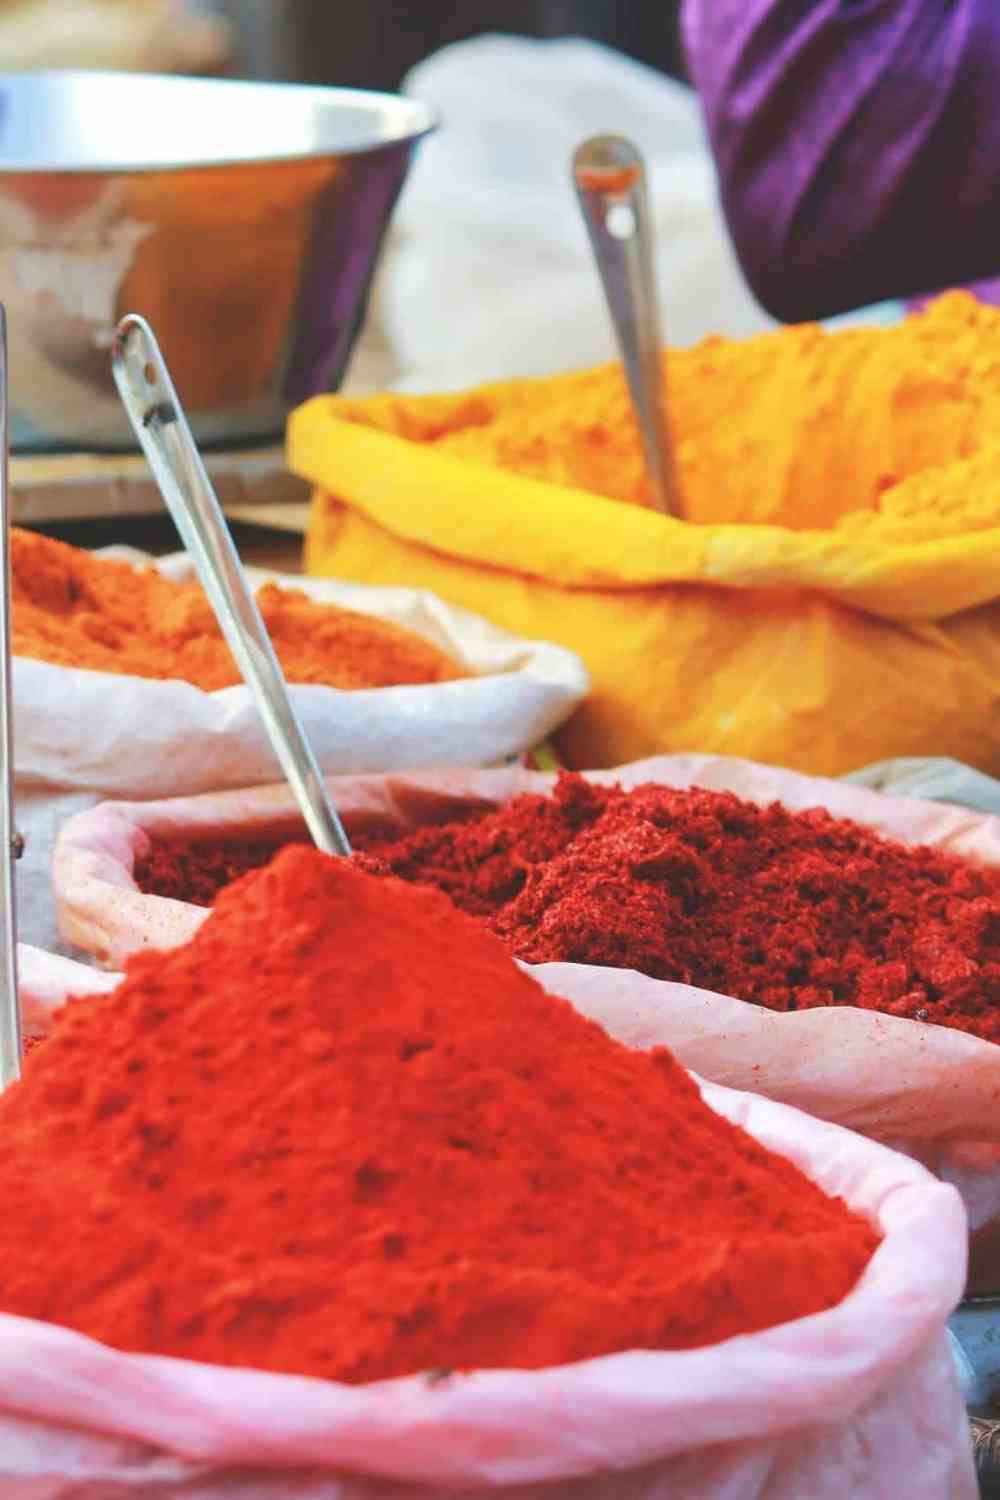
[
  {"left": 572, "top": 134, "right": 679, "bottom": 517},
  {"left": 111, "top": 315, "right": 351, "bottom": 858},
  {"left": 0, "top": 306, "right": 20, "bottom": 1089}
]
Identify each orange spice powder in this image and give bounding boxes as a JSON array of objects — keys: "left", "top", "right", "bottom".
[
  {"left": 327, "top": 291, "right": 1000, "bottom": 534},
  {"left": 11, "top": 529, "right": 465, "bottom": 691}
]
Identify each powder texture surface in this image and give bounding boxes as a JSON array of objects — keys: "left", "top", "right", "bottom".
[
  {"left": 135, "top": 775, "right": 1000, "bottom": 1044},
  {"left": 357, "top": 777, "right": 1000, "bottom": 1043},
  {"left": 11, "top": 528, "right": 465, "bottom": 689},
  {"left": 135, "top": 838, "right": 291, "bottom": 911},
  {"left": 0, "top": 848, "right": 876, "bottom": 1382},
  {"left": 330, "top": 291, "right": 1000, "bottom": 533}
]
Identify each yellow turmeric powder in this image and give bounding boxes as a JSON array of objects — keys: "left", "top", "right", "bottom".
[
  {"left": 11, "top": 529, "right": 466, "bottom": 690},
  {"left": 328, "top": 292, "right": 1000, "bottom": 535}
]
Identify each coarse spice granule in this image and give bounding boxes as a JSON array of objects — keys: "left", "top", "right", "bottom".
[{"left": 134, "top": 774, "right": 1000, "bottom": 1044}]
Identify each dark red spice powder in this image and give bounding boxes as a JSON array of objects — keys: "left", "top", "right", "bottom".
[
  {"left": 134, "top": 773, "right": 1000, "bottom": 1044},
  {"left": 135, "top": 838, "right": 295, "bottom": 909}
]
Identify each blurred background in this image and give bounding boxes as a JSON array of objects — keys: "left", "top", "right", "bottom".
[
  {"left": 0, "top": 5, "right": 903, "bottom": 650},
  {"left": 0, "top": 1, "right": 685, "bottom": 84},
  {"left": 204, "top": 2, "right": 687, "bottom": 88}
]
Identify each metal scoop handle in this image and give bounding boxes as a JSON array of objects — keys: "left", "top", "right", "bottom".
[
  {"left": 0, "top": 305, "right": 20, "bottom": 1088},
  {"left": 111, "top": 315, "right": 351, "bottom": 859},
  {"left": 572, "top": 134, "right": 678, "bottom": 517}
]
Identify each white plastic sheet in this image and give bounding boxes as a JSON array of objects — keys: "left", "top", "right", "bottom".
[
  {"left": 14, "top": 549, "right": 587, "bottom": 954},
  {"left": 847, "top": 756, "right": 1000, "bottom": 816},
  {"left": 0, "top": 1033, "right": 975, "bottom": 1495},
  {"left": 16, "top": 942, "right": 119, "bottom": 1035}
]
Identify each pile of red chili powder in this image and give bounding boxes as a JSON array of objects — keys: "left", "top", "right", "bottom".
[
  {"left": 0, "top": 847, "right": 877, "bottom": 1382},
  {"left": 135, "top": 773, "right": 1000, "bottom": 1044}
]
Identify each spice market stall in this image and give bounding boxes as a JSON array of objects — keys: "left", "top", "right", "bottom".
[{"left": 3, "top": 69, "right": 1000, "bottom": 1489}]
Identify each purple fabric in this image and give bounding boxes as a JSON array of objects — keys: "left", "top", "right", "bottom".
[
  {"left": 682, "top": 1, "right": 1000, "bottom": 320},
  {"left": 909, "top": 275, "right": 1000, "bottom": 311}
]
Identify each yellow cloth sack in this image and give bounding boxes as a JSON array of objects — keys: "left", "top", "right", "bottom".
[{"left": 292, "top": 293, "right": 1000, "bottom": 774}]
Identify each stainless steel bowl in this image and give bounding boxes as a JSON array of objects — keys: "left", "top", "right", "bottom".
[{"left": 0, "top": 70, "right": 434, "bottom": 452}]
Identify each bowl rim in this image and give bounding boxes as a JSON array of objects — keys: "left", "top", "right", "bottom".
[{"left": 0, "top": 69, "right": 438, "bottom": 174}]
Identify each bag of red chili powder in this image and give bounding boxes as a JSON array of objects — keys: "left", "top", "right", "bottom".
[
  {"left": 0, "top": 849, "right": 976, "bottom": 1496},
  {"left": 54, "top": 753, "right": 1000, "bottom": 1293},
  {"left": 0, "top": 1104, "right": 974, "bottom": 1497}
]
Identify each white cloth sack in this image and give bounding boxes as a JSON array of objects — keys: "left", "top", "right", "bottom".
[
  {"left": 377, "top": 35, "right": 778, "bottom": 394},
  {"left": 350, "top": 36, "right": 903, "bottom": 396},
  {"left": 14, "top": 548, "right": 587, "bottom": 955},
  {"left": 53, "top": 754, "right": 1000, "bottom": 1289},
  {"left": 0, "top": 971, "right": 976, "bottom": 1500}
]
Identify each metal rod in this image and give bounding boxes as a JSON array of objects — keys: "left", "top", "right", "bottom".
[
  {"left": 572, "top": 134, "right": 679, "bottom": 517},
  {"left": 111, "top": 314, "right": 351, "bottom": 858},
  {"left": 0, "top": 305, "right": 21, "bottom": 1088}
]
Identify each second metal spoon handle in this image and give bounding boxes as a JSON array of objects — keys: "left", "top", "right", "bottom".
[
  {"left": 573, "top": 134, "right": 678, "bottom": 517},
  {"left": 111, "top": 315, "right": 351, "bottom": 859}
]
